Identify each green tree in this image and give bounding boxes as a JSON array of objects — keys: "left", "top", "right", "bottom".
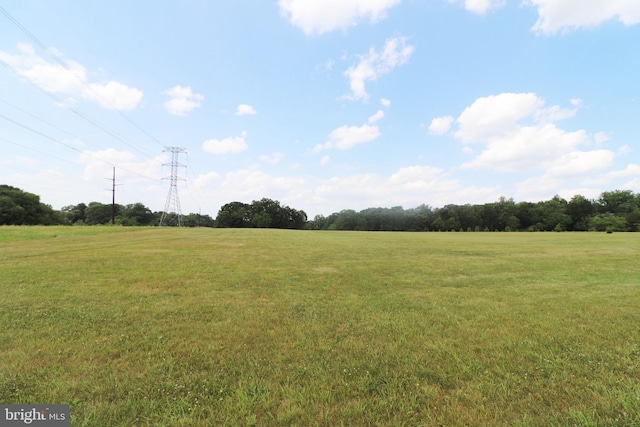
[
  {"left": 515, "top": 202, "right": 541, "bottom": 231},
  {"left": 182, "top": 213, "right": 215, "bottom": 227},
  {"left": 85, "top": 202, "right": 117, "bottom": 225},
  {"left": 216, "top": 202, "right": 252, "bottom": 228},
  {"left": 597, "top": 190, "right": 637, "bottom": 215},
  {"left": 0, "top": 185, "right": 64, "bottom": 225},
  {"left": 537, "top": 196, "right": 571, "bottom": 231},
  {"left": 333, "top": 210, "right": 358, "bottom": 230},
  {"left": 626, "top": 210, "right": 640, "bottom": 232},
  {"left": 250, "top": 198, "right": 284, "bottom": 228},
  {"left": 119, "top": 203, "right": 155, "bottom": 226},
  {"left": 495, "top": 197, "right": 517, "bottom": 231},
  {"left": 61, "top": 203, "right": 87, "bottom": 224},
  {"left": 589, "top": 214, "right": 628, "bottom": 232},
  {"left": 566, "top": 195, "right": 594, "bottom": 231},
  {"left": 252, "top": 211, "right": 272, "bottom": 228}
]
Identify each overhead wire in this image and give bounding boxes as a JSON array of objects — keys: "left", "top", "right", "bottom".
[
  {"left": 1, "top": 4, "right": 215, "bottom": 213},
  {"left": 0, "top": 96, "right": 110, "bottom": 153},
  {"left": 0, "top": 56, "right": 157, "bottom": 161},
  {"left": 1, "top": 135, "right": 86, "bottom": 167},
  {"left": 0, "top": 4, "right": 161, "bottom": 159},
  {"left": 0, "top": 113, "right": 160, "bottom": 183}
]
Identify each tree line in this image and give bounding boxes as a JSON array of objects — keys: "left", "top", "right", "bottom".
[
  {"left": 2, "top": 184, "right": 640, "bottom": 232},
  {"left": 0, "top": 185, "right": 215, "bottom": 227},
  {"left": 309, "top": 191, "right": 640, "bottom": 232}
]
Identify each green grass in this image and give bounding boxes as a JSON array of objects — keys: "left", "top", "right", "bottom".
[{"left": 1, "top": 226, "right": 639, "bottom": 426}]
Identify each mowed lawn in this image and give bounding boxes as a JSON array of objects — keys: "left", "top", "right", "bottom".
[{"left": 0, "top": 227, "right": 639, "bottom": 426}]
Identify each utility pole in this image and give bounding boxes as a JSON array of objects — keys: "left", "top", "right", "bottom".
[
  {"left": 159, "top": 147, "right": 187, "bottom": 226},
  {"left": 111, "top": 167, "right": 116, "bottom": 224},
  {"left": 105, "top": 167, "right": 121, "bottom": 225}
]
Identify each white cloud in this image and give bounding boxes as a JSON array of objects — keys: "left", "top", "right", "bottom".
[
  {"left": 525, "top": 0, "right": 640, "bottom": 35},
  {"left": 87, "top": 81, "right": 143, "bottom": 111},
  {"left": 455, "top": 92, "right": 543, "bottom": 143},
  {"left": 314, "top": 124, "right": 381, "bottom": 152},
  {"left": 534, "top": 104, "right": 578, "bottom": 123},
  {"left": 514, "top": 175, "right": 565, "bottom": 201},
  {"left": 0, "top": 43, "right": 143, "bottom": 111},
  {"left": 389, "top": 165, "right": 445, "bottom": 185},
  {"left": 202, "top": 131, "right": 248, "bottom": 155},
  {"left": 448, "top": 0, "right": 505, "bottom": 15},
  {"left": 619, "top": 145, "right": 632, "bottom": 155},
  {"left": 259, "top": 152, "right": 284, "bottom": 164},
  {"left": 570, "top": 98, "right": 583, "bottom": 107},
  {"left": 278, "top": 0, "right": 401, "bottom": 35},
  {"left": 605, "top": 164, "right": 640, "bottom": 179},
  {"left": 449, "top": 92, "right": 615, "bottom": 175},
  {"left": 368, "top": 110, "right": 385, "bottom": 124},
  {"left": 380, "top": 98, "right": 391, "bottom": 107},
  {"left": 236, "top": 104, "right": 257, "bottom": 115},
  {"left": 217, "top": 167, "right": 310, "bottom": 201},
  {"left": 343, "top": 37, "right": 414, "bottom": 101},
  {"left": 163, "top": 85, "right": 204, "bottom": 116},
  {"left": 461, "top": 123, "right": 588, "bottom": 172},
  {"left": 545, "top": 150, "right": 616, "bottom": 178},
  {"left": 428, "top": 115, "right": 454, "bottom": 135},
  {"left": 78, "top": 149, "right": 162, "bottom": 182},
  {"left": 593, "top": 132, "right": 611, "bottom": 145},
  {"left": 193, "top": 171, "right": 220, "bottom": 188},
  {"left": 312, "top": 165, "right": 501, "bottom": 213}
]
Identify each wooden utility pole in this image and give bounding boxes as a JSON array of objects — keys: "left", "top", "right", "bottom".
[{"left": 111, "top": 167, "right": 116, "bottom": 225}]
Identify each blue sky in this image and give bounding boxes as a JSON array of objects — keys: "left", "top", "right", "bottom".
[{"left": 1, "top": 0, "right": 639, "bottom": 218}]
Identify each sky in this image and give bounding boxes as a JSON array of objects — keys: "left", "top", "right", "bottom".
[{"left": 1, "top": 0, "right": 640, "bottom": 218}]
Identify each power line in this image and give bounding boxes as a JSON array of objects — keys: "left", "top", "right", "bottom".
[
  {"left": 0, "top": 97, "right": 81, "bottom": 141},
  {"left": 1, "top": 135, "right": 84, "bottom": 167},
  {"left": 0, "top": 113, "right": 160, "bottom": 183},
  {"left": 0, "top": 6, "right": 162, "bottom": 158}
]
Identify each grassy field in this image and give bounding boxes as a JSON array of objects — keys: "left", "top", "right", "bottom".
[{"left": 0, "top": 226, "right": 639, "bottom": 426}]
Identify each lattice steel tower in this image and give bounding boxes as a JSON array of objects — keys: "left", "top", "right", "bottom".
[{"left": 159, "top": 147, "right": 187, "bottom": 227}]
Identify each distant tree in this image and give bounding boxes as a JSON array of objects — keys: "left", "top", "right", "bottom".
[
  {"left": 597, "top": 190, "right": 637, "bottom": 215},
  {"left": 252, "top": 211, "right": 272, "bottom": 228},
  {"left": 0, "top": 185, "right": 64, "bottom": 225},
  {"left": 216, "top": 202, "right": 252, "bottom": 228},
  {"left": 61, "top": 203, "right": 87, "bottom": 224},
  {"left": 333, "top": 210, "right": 358, "bottom": 230},
  {"left": 566, "top": 195, "right": 595, "bottom": 231},
  {"left": 537, "top": 196, "right": 571, "bottom": 231},
  {"left": 250, "top": 198, "right": 284, "bottom": 228},
  {"left": 309, "top": 214, "right": 328, "bottom": 230},
  {"left": 284, "top": 205, "right": 307, "bottom": 229},
  {"left": 85, "top": 202, "right": 116, "bottom": 225},
  {"left": 119, "top": 203, "right": 155, "bottom": 226},
  {"left": 495, "top": 197, "right": 517, "bottom": 231},
  {"left": 408, "top": 204, "right": 433, "bottom": 231},
  {"left": 431, "top": 216, "right": 446, "bottom": 232},
  {"left": 626, "top": 210, "right": 640, "bottom": 232},
  {"left": 182, "top": 213, "right": 215, "bottom": 227},
  {"left": 458, "top": 204, "right": 482, "bottom": 231},
  {"left": 480, "top": 203, "right": 498, "bottom": 231},
  {"left": 215, "top": 198, "right": 306, "bottom": 229},
  {"left": 589, "top": 214, "right": 628, "bottom": 232}
]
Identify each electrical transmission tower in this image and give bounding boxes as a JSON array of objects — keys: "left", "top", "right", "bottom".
[{"left": 159, "top": 147, "right": 187, "bottom": 227}]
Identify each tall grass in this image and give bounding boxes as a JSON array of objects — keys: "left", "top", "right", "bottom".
[{"left": 1, "top": 227, "right": 639, "bottom": 426}]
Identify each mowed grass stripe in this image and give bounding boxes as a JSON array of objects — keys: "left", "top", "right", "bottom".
[{"left": 1, "top": 227, "right": 638, "bottom": 426}]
